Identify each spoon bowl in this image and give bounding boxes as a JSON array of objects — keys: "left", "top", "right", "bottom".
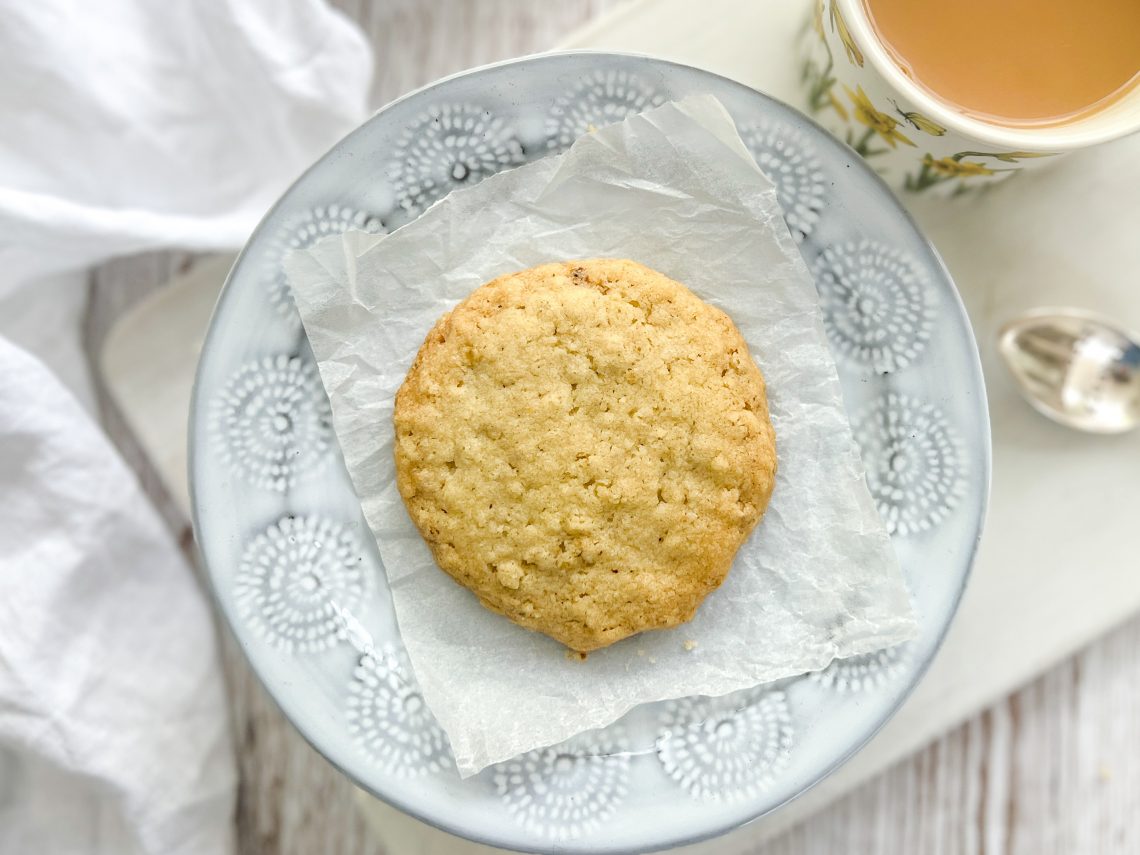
[{"left": 998, "top": 307, "right": 1140, "bottom": 434}]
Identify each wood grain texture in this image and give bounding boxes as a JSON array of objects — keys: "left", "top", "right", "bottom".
[
  {"left": 85, "top": 1, "right": 1140, "bottom": 854},
  {"left": 84, "top": 252, "right": 201, "bottom": 547}
]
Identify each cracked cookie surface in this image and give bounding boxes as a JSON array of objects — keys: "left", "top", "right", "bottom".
[{"left": 393, "top": 259, "right": 776, "bottom": 652}]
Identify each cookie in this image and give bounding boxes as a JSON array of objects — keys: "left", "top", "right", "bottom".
[{"left": 393, "top": 259, "right": 776, "bottom": 651}]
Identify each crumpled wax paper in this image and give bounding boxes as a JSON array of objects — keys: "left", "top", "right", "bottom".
[{"left": 287, "top": 95, "right": 917, "bottom": 777}]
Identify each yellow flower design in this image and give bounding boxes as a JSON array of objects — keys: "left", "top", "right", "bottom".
[
  {"left": 827, "top": 89, "right": 849, "bottom": 120},
  {"left": 910, "top": 114, "right": 945, "bottom": 135},
  {"left": 830, "top": 1, "right": 864, "bottom": 67},
  {"left": 890, "top": 101, "right": 947, "bottom": 136},
  {"left": 845, "top": 85, "right": 915, "bottom": 148},
  {"left": 989, "top": 150, "right": 1054, "bottom": 162},
  {"left": 923, "top": 155, "right": 994, "bottom": 177}
]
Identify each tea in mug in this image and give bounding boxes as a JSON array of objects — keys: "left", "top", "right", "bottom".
[{"left": 864, "top": 0, "right": 1140, "bottom": 125}]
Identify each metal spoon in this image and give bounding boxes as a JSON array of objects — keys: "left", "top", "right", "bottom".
[{"left": 997, "top": 308, "right": 1140, "bottom": 434}]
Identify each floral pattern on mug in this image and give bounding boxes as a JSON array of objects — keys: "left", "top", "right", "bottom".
[
  {"left": 804, "top": 0, "right": 843, "bottom": 117},
  {"left": 845, "top": 84, "right": 915, "bottom": 154},
  {"left": 830, "top": 0, "right": 864, "bottom": 67},
  {"left": 904, "top": 150, "right": 1055, "bottom": 193},
  {"left": 890, "top": 100, "right": 947, "bottom": 135},
  {"left": 800, "top": 0, "right": 1056, "bottom": 195}
]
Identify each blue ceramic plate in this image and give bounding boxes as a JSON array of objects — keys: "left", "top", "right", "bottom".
[{"left": 190, "top": 53, "right": 989, "bottom": 853}]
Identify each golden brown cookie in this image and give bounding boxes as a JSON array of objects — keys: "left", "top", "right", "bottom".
[{"left": 393, "top": 259, "right": 776, "bottom": 652}]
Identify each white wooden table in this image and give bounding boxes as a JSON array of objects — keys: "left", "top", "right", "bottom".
[{"left": 85, "top": 2, "right": 1140, "bottom": 853}]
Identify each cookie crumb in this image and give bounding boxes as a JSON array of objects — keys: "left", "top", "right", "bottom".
[
  {"left": 683, "top": 639, "right": 698, "bottom": 651},
  {"left": 565, "top": 649, "right": 588, "bottom": 662}
]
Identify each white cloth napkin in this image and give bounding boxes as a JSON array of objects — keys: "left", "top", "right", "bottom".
[
  {"left": 0, "top": 1, "right": 373, "bottom": 853},
  {"left": 0, "top": 338, "right": 237, "bottom": 855}
]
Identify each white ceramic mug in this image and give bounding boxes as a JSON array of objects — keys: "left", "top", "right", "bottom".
[{"left": 800, "top": 0, "right": 1140, "bottom": 195}]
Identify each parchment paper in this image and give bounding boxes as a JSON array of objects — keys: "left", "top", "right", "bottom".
[{"left": 287, "top": 95, "right": 917, "bottom": 777}]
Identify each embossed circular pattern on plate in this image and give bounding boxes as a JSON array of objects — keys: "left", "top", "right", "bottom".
[
  {"left": 347, "top": 646, "right": 450, "bottom": 775},
  {"left": 741, "top": 120, "right": 827, "bottom": 242},
  {"left": 656, "top": 690, "right": 793, "bottom": 802},
  {"left": 546, "top": 68, "right": 667, "bottom": 149},
  {"left": 492, "top": 730, "right": 631, "bottom": 841},
  {"left": 209, "top": 354, "right": 334, "bottom": 492},
  {"left": 234, "top": 515, "right": 368, "bottom": 653},
  {"left": 811, "top": 643, "right": 914, "bottom": 693},
  {"left": 389, "top": 103, "right": 525, "bottom": 215},
  {"left": 814, "top": 239, "right": 934, "bottom": 374},
  {"left": 190, "top": 53, "right": 988, "bottom": 854},
  {"left": 265, "top": 205, "right": 385, "bottom": 326},
  {"left": 853, "top": 393, "right": 966, "bottom": 536}
]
